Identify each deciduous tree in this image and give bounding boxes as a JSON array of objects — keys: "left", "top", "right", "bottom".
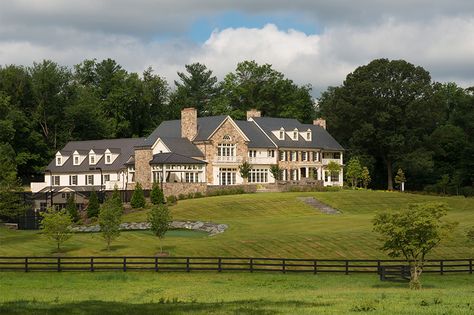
[
  {"left": 346, "top": 157, "right": 363, "bottom": 188},
  {"left": 148, "top": 204, "right": 172, "bottom": 253},
  {"left": 41, "top": 208, "right": 73, "bottom": 251},
  {"left": 98, "top": 196, "right": 122, "bottom": 250}
]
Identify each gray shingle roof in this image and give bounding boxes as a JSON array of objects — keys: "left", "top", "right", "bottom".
[
  {"left": 160, "top": 137, "right": 204, "bottom": 157},
  {"left": 150, "top": 152, "right": 206, "bottom": 165},
  {"left": 234, "top": 120, "right": 276, "bottom": 148},
  {"left": 46, "top": 137, "right": 145, "bottom": 173},
  {"left": 252, "top": 117, "right": 344, "bottom": 150}
]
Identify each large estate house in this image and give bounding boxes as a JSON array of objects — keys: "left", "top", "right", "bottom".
[{"left": 31, "top": 108, "right": 344, "bottom": 205}]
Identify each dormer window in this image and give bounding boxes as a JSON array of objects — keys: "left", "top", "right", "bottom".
[
  {"left": 56, "top": 157, "right": 62, "bottom": 166},
  {"left": 74, "top": 156, "right": 79, "bottom": 165},
  {"left": 279, "top": 128, "right": 285, "bottom": 140},
  {"left": 89, "top": 155, "right": 95, "bottom": 165},
  {"left": 293, "top": 128, "right": 298, "bottom": 140},
  {"left": 306, "top": 129, "right": 312, "bottom": 141},
  {"left": 106, "top": 154, "right": 111, "bottom": 164}
]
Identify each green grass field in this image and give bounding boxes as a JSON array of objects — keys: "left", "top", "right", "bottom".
[
  {"left": 1, "top": 190, "right": 473, "bottom": 258},
  {"left": 0, "top": 272, "right": 473, "bottom": 314}
]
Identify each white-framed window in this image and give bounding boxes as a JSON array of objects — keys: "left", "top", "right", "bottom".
[
  {"left": 302, "top": 152, "right": 307, "bottom": 161},
  {"left": 87, "top": 174, "right": 94, "bottom": 185},
  {"left": 103, "top": 174, "right": 110, "bottom": 182},
  {"left": 106, "top": 155, "right": 111, "bottom": 164},
  {"left": 279, "top": 151, "right": 285, "bottom": 161},
  {"left": 217, "top": 143, "right": 235, "bottom": 157},
  {"left": 185, "top": 172, "right": 199, "bottom": 183},
  {"left": 249, "top": 168, "right": 269, "bottom": 183},
  {"left": 74, "top": 156, "right": 79, "bottom": 165},
  {"left": 69, "top": 175, "right": 77, "bottom": 185},
  {"left": 89, "top": 155, "right": 95, "bottom": 164},
  {"left": 293, "top": 129, "right": 298, "bottom": 140},
  {"left": 313, "top": 152, "right": 319, "bottom": 162},
  {"left": 53, "top": 176, "right": 60, "bottom": 186},
  {"left": 290, "top": 151, "right": 297, "bottom": 161},
  {"left": 248, "top": 150, "right": 257, "bottom": 158},
  {"left": 279, "top": 128, "right": 285, "bottom": 140},
  {"left": 56, "top": 157, "right": 62, "bottom": 166},
  {"left": 268, "top": 150, "right": 275, "bottom": 158},
  {"left": 219, "top": 168, "right": 236, "bottom": 185},
  {"left": 306, "top": 130, "right": 311, "bottom": 140}
]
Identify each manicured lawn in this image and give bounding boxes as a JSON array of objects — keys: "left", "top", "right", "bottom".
[
  {"left": 0, "top": 191, "right": 473, "bottom": 258},
  {"left": 0, "top": 272, "right": 473, "bottom": 314}
]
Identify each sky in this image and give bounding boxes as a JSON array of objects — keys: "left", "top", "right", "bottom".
[{"left": 0, "top": 1, "right": 473, "bottom": 96}]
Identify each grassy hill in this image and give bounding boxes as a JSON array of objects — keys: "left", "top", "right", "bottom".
[{"left": 1, "top": 190, "right": 473, "bottom": 258}]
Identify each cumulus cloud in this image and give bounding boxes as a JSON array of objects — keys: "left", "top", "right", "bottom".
[{"left": 0, "top": 1, "right": 473, "bottom": 96}]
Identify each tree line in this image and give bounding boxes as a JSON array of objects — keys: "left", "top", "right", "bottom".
[{"left": 0, "top": 57, "right": 473, "bottom": 193}]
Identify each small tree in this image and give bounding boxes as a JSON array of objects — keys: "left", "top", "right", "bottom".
[
  {"left": 65, "top": 195, "right": 79, "bottom": 223},
  {"left": 41, "top": 208, "right": 73, "bottom": 251},
  {"left": 326, "top": 161, "right": 341, "bottom": 186},
  {"left": 148, "top": 204, "right": 172, "bottom": 253},
  {"left": 361, "top": 167, "right": 371, "bottom": 189},
  {"left": 98, "top": 197, "right": 122, "bottom": 250},
  {"left": 345, "top": 157, "right": 363, "bottom": 189},
  {"left": 437, "top": 174, "right": 450, "bottom": 195},
  {"left": 131, "top": 182, "right": 146, "bottom": 208},
  {"left": 394, "top": 168, "right": 406, "bottom": 191},
  {"left": 239, "top": 161, "right": 252, "bottom": 183},
  {"left": 87, "top": 190, "right": 100, "bottom": 218},
  {"left": 150, "top": 182, "right": 165, "bottom": 205},
  {"left": 373, "top": 202, "right": 457, "bottom": 289},
  {"left": 270, "top": 164, "right": 283, "bottom": 181},
  {"left": 110, "top": 186, "right": 124, "bottom": 214}
]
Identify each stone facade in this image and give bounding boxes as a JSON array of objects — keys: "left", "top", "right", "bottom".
[
  {"left": 162, "top": 182, "right": 207, "bottom": 197},
  {"left": 246, "top": 109, "right": 261, "bottom": 120},
  {"left": 181, "top": 107, "right": 198, "bottom": 140},
  {"left": 133, "top": 147, "right": 153, "bottom": 189},
  {"left": 201, "top": 118, "right": 249, "bottom": 184},
  {"left": 278, "top": 150, "right": 322, "bottom": 180}
]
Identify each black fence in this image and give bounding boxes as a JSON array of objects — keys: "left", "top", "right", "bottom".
[{"left": 0, "top": 257, "right": 472, "bottom": 275}]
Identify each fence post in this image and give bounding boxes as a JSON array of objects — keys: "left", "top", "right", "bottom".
[
  {"left": 440, "top": 260, "right": 444, "bottom": 275},
  {"left": 90, "top": 257, "right": 94, "bottom": 271},
  {"left": 313, "top": 260, "right": 317, "bottom": 275},
  {"left": 470, "top": 259, "right": 472, "bottom": 274},
  {"left": 377, "top": 260, "right": 381, "bottom": 274},
  {"left": 282, "top": 259, "right": 286, "bottom": 274},
  {"left": 57, "top": 257, "right": 61, "bottom": 272},
  {"left": 250, "top": 258, "right": 253, "bottom": 273},
  {"left": 186, "top": 258, "right": 190, "bottom": 272},
  {"left": 218, "top": 258, "right": 222, "bottom": 272},
  {"left": 25, "top": 257, "right": 28, "bottom": 272},
  {"left": 155, "top": 257, "right": 158, "bottom": 272},
  {"left": 123, "top": 257, "right": 127, "bottom": 272},
  {"left": 379, "top": 266, "right": 385, "bottom": 281},
  {"left": 345, "top": 260, "right": 349, "bottom": 275}
]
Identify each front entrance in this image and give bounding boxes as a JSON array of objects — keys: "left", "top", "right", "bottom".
[{"left": 219, "top": 168, "right": 237, "bottom": 185}]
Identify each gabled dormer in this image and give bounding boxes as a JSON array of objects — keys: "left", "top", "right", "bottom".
[
  {"left": 89, "top": 149, "right": 105, "bottom": 165},
  {"left": 292, "top": 128, "right": 299, "bottom": 141},
  {"left": 55, "top": 151, "right": 70, "bottom": 166},
  {"left": 72, "top": 150, "right": 87, "bottom": 166},
  {"left": 305, "top": 128, "right": 312, "bottom": 141},
  {"left": 104, "top": 148, "right": 120, "bottom": 165},
  {"left": 272, "top": 127, "right": 286, "bottom": 140}
]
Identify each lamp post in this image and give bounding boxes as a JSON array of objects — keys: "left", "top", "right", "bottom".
[
  {"left": 44, "top": 169, "right": 53, "bottom": 208},
  {"left": 89, "top": 167, "right": 103, "bottom": 202}
]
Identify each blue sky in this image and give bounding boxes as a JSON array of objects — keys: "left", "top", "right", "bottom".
[{"left": 0, "top": 1, "right": 473, "bottom": 96}]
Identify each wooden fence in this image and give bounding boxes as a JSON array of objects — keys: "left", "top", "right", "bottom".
[{"left": 0, "top": 257, "right": 472, "bottom": 275}]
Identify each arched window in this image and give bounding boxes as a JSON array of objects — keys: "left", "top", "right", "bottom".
[{"left": 223, "top": 135, "right": 231, "bottom": 141}]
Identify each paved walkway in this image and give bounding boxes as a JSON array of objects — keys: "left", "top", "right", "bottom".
[{"left": 297, "top": 197, "right": 340, "bottom": 214}]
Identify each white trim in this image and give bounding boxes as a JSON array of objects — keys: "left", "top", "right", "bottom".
[
  {"left": 151, "top": 137, "right": 171, "bottom": 153},
  {"left": 248, "top": 118, "right": 278, "bottom": 148}
]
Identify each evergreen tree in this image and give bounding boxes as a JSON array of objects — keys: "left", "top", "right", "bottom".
[
  {"left": 131, "top": 182, "right": 146, "bottom": 208},
  {"left": 87, "top": 190, "right": 100, "bottom": 218},
  {"left": 150, "top": 182, "right": 165, "bottom": 205},
  {"left": 270, "top": 165, "right": 282, "bottom": 181},
  {"left": 361, "top": 167, "right": 371, "bottom": 189},
  {"left": 65, "top": 195, "right": 79, "bottom": 223},
  {"left": 110, "top": 186, "right": 124, "bottom": 213}
]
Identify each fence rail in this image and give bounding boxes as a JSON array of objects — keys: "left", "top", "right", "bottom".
[{"left": 0, "top": 256, "right": 472, "bottom": 275}]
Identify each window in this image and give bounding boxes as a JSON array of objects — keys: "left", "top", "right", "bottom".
[
  {"left": 103, "top": 174, "right": 110, "bottom": 182},
  {"left": 89, "top": 155, "right": 95, "bottom": 164},
  {"left": 313, "top": 152, "right": 319, "bottom": 162},
  {"left": 87, "top": 175, "right": 94, "bottom": 185},
  {"left": 306, "top": 131, "right": 311, "bottom": 140},
  {"left": 152, "top": 171, "right": 161, "bottom": 183},
  {"left": 222, "top": 135, "right": 231, "bottom": 141},
  {"left": 290, "top": 151, "right": 297, "bottom": 161},
  {"left": 324, "top": 171, "right": 330, "bottom": 182},
  {"left": 53, "top": 176, "right": 60, "bottom": 186},
  {"left": 279, "top": 128, "right": 285, "bottom": 140},
  {"left": 279, "top": 151, "right": 285, "bottom": 161},
  {"left": 74, "top": 156, "right": 79, "bottom": 165},
  {"left": 249, "top": 168, "right": 269, "bottom": 183},
  {"left": 217, "top": 143, "right": 235, "bottom": 157},
  {"left": 106, "top": 155, "right": 111, "bottom": 164},
  {"left": 56, "top": 157, "right": 61, "bottom": 166},
  {"left": 69, "top": 175, "right": 77, "bottom": 185},
  {"left": 290, "top": 169, "right": 298, "bottom": 180},
  {"left": 219, "top": 168, "right": 237, "bottom": 185},
  {"left": 185, "top": 172, "right": 199, "bottom": 183},
  {"left": 302, "top": 152, "right": 307, "bottom": 161},
  {"left": 268, "top": 150, "right": 275, "bottom": 158},
  {"left": 248, "top": 150, "right": 257, "bottom": 158},
  {"left": 334, "top": 152, "right": 341, "bottom": 159},
  {"left": 293, "top": 130, "right": 298, "bottom": 140}
]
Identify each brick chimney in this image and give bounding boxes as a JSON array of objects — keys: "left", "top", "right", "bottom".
[
  {"left": 181, "top": 107, "right": 198, "bottom": 140},
  {"left": 246, "top": 109, "right": 261, "bottom": 121},
  {"left": 313, "top": 118, "right": 326, "bottom": 129}
]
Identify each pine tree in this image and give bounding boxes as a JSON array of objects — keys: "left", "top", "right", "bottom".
[
  {"left": 110, "top": 186, "right": 123, "bottom": 214},
  {"left": 65, "top": 195, "right": 79, "bottom": 223},
  {"left": 131, "top": 182, "right": 146, "bottom": 209},
  {"left": 87, "top": 190, "right": 100, "bottom": 218},
  {"left": 150, "top": 182, "right": 165, "bottom": 205}
]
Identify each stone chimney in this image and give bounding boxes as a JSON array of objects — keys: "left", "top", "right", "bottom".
[
  {"left": 313, "top": 118, "right": 326, "bottom": 130},
  {"left": 181, "top": 107, "right": 198, "bottom": 140},
  {"left": 246, "top": 109, "right": 261, "bottom": 121}
]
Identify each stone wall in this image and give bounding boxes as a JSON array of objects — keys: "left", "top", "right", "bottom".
[
  {"left": 163, "top": 182, "right": 207, "bottom": 197},
  {"left": 206, "top": 184, "right": 258, "bottom": 194},
  {"left": 181, "top": 107, "right": 197, "bottom": 140},
  {"left": 134, "top": 147, "right": 153, "bottom": 190}
]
